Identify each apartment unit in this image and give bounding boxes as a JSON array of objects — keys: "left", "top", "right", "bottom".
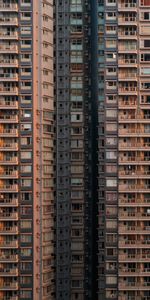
[
  {"left": 55, "top": 0, "right": 96, "bottom": 299},
  {"left": 0, "top": 0, "right": 54, "bottom": 299},
  {"left": 98, "top": 0, "right": 150, "bottom": 299}
]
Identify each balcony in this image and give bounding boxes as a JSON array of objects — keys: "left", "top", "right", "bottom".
[
  {"left": 118, "top": 282, "right": 150, "bottom": 291},
  {"left": 119, "top": 167, "right": 150, "bottom": 178},
  {"left": 0, "top": 213, "right": 18, "bottom": 221},
  {"left": 119, "top": 239, "right": 150, "bottom": 248},
  {"left": 119, "top": 156, "right": 150, "bottom": 164},
  {"left": 0, "top": 282, "right": 18, "bottom": 290},
  {"left": 118, "top": 86, "right": 137, "bottom": 94},
  {"left": 118, "top": 3, "right": 137, "bottom": 11},
  {"left": 0, "top": 73, "right": 18, "bottom": 81},
  {"left": 0, "top": 4, "right": 18, "bottom": 12},
  {"left": 119, "top": 268, "right": 150, "bottom": 276},
  {"left": 118, "top": 98, "right": 136, "bottom": 108},
  {"left": 0, "top": 143, "right": 18, "bottom": 151},
  {"left": 119, "top": 142, "right": 150, "bottom": 151},
  {"left": 119, "top": 113, "right": 150, "bottom": 123},
  {"left": 118, "top": 72, "right": 137, "bottom": 81},
  {"left": 0, "top": 100, "right": 18, "bottom": 109},
  {"left": 0, "top": 59, "right": 18, "bottom": 68},
  {"left": 118, "top": 31, "right": 137, "bottom": 40},
  {"left": 0, "top": 115, "right": 18, "bottom": 123},
  {"left": 0, "top": 198, "right": 18, "bottom": 207},
  {"left": 0, "top": 32, "right": 18, "bottom": 40},
  {"left": 0, "top": 45, "right": 18, "bottom": 53},
  {"left": 118, "top": 58, "right": 137, "bottom": 67},
  {"left": 119, "top": 183, "right": 150, "bottom": 192},
  {"left": 0, "top": 87, "right": 18, "bottom": 95},
  {"left": 0, "top": 185, "right": 18, "bottom": 193},
  {"left": 0, "top": 267, "right": 18, "bottom": 277},
  {"left": 118, "top": 44, "right": 137, "bottom": 53},
  {"left": 0, "top": 254, "right": 18, "bottom": 263},
  {"left": 0, "top": 157, "right": 18, "bottom": 165},
  {"left": 119, "top": 225, "right": 150, "bottom": 234},
  {"left": 119, "top": 253, "right": 150, "bottom": 262},
  {"left": 0, "top": 129, "right": 18, "bottom": 137},
  {"left": 119, "top": 211, "right": 150, "bottom": 220},
  {"left": 118, "top": 128, "right": 150, "bottom": 137},
  {"left": 119, "top": 196, "right": 150, "bottom": 207},
  {"left": 0, "top": 170, "right": 18, "bottom": 179},
  {"left": 0, "top": 18, "right": 18, "bottom": 26},
  {"left": 0, "top": 240, "right": 18, "bottom": 249},
  {"left": 118, "top": 16, "right": 137, "bottom": 25}
]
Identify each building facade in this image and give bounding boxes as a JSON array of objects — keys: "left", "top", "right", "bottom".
[
  {"left": 98, "top": 0, "right": 150, "bottom": 299},
  {"left": 55, "top": 0, "right": 97, "bottom": 299},
  {"left": 0, "top": 1, "right": 54, "bottom": 299}
]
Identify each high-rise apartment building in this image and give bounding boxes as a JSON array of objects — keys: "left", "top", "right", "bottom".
[
  {"left": 98, "top": 0, "right": 150, "bottom": 299},
  {"left": 55, "top": 0, "right": 97, "bottom": 299},
  {"left": 0, "top": 1, "right": 54, "bottom": 299}
]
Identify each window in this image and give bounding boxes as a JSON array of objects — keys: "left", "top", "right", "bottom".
[
  {"left": 21, "top": 137, "right": 32, "bottom": 146},
  {"left": 106, "top": 178, "right": 117, "bottom": 187},
  {"left": 106, "top": 151, "right": 117, "bottom": 159},
  {"left": 106, "top": 123, "right": 117, "bottom": 132},
  {"left": 21, "top": 151, "right": 32, "bottom": 159},
  {"left": 21, "top": 165, "right": 32, "bottom": 173},
  {"left": 21, "top": 234, "right": 32, "bottom": 243},
  {"left": 21, "top": 179, "right": 32, "bottom": 187},
  {"left": 106, "top": 137, "right": 117, "bottom": 146},
  {"left": 20, "top": 220, "right": 32, "bottom": 229}
]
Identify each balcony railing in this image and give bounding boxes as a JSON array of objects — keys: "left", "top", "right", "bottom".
[
  {"left": 0, "top": 198, "right": 18, "bottom": 207},
  {"left": 0, "top": 282, "right": 18, "bottom": 290},
  {"left": 118, "top": 17, "right": 137, "bottom": 23},
  {"left": 0, "top": 213, "right": 18, "bottom": 220},
  {"left": 0, "top": 254, "right": 18, "bottom": 262},
  {"left": 0, "top": 100, "right": 18, "bottom": 108},
  {"left": 119, "top": 156, "right": 150, "bottom": 163},
  {"left": 118, "top": 86, "right": 137, "bottom": 93},
  {"left": 0, "top": 115, "right": 18, "bottom": 123},
  {"left": 0, "top": 73, "right": 18, "bottom": 81},
  {"left": 0, "top": 240, "right": 18, "bottom": 248},
  {"left": 119, "top": 197, "right": 150, "bottom": 206},
  {"left": 119, "top": 211, "right": 150, "bottom": 219},
  {"left": 119, "top": 58, "right": 137, "bottom": 64},
  {"left": 0, "top": 170, "right": 18, "bottom": 178},
  {"left": 119, "top": 253, "right": 150, "bottom": 261},
  {"left": 119, "top": 268, "right": 150, "bottom": 276},
  {"left": 119, "top": 282, "right": 150, "bottom": 290},
  {"left": 0, "top": 87, "right": 18, "bottom": 95},
  {"left": 0, "top": 267, "right": 18, "bottom": 276},
  {"left": 0, "top": 18, "right": 18, "bottom": 25},
  {"left": 119, "top": 184, "right": 150, "bottom": 191},
  {"left": 118, "top": 31, "right": 137, "bottom": 38},
  {"left": 118, "top": 3, "right": 137, "bottom": 10},
  {"left": 0, "top": 32, "right": 18, "bottom": 39},
  {"left": 0, "top": 185, "right": 18, "bottom": 192},
  {"left": 0, "top": 143, "right": 18, "bottom": 150},
  {"left": 0, "top": 157, "right": 18, "bottom": 165},
  {"left": 0, "top": 45, "right": 18, "bottom": 52},
  {"left": 0, "top": 4, "right": 18, "bottom": 11},
  {"left": 0, "top": 129, "right": 18, "bottom": 136},
  {"left": 118, "top": 45, "right": 137, "bottom": 51}
]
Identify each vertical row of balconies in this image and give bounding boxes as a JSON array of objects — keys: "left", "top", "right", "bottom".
[
  {"left": 0, "top": 1, "right": 19, "bottom": 300},
  {"left": 56, "top": 2, "right": 72, "bottom": 300},
  {"left": 70, "top": 3, "right": 85, "bottom": 299},
  {"left": 118, "top": 1, "right": 150, "bottom": 299},
  {"left": 101, "top": 1, "right": 118, "bottom": 300}
]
